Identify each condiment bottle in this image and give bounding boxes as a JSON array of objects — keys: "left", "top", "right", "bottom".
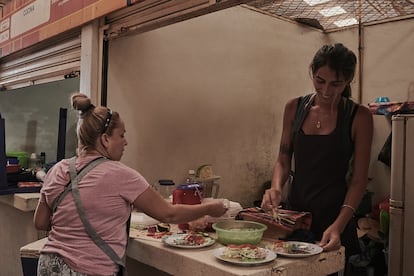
[{"left": 28, "top": 153, "right": 40, "bottom": 172}]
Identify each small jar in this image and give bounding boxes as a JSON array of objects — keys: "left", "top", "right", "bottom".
[
  {"left": 28, "top": 153, "right": 41, "bottom": 172},
  {"left": 156, "top": 179, "right": 175, "bottom": 199}
]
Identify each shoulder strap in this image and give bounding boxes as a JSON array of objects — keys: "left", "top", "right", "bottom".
[
  {"left": 291, "top": 93, "right": 315, "bottom": 146},
  {"left": 52, "top": 156, "right": 107, "bottom": 213},
  {"left": 341, "top": 97, "right": 359, "bottom": 183},
  {"left": 68, "top": 157, "right": 124, "bottom": 267},
  {"left": 340, "top": 97, "right": 359, "bottom": 159}
]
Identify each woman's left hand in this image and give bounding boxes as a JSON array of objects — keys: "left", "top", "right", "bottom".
[{"left": 318, "top": 225, "right": 342, "bottom": 251}]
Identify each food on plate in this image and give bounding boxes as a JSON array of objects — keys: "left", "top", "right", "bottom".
[
  {"left": 272, "top": 241, "right": 311, "bottom": 254},
  {"left": 221, "top": 244, "right": 267, "bottom": 262},
  {"left": 146, "top": 230, "right": 172, "bottom": 239},
  {"left": 172, "top": 232, "right": 208, "bottom": 246},
  {"left": 195, "top": 164, "right": 213, "bottom": 179},
  {"left": 163, "top": 232, "right": 214, "bottom": 248},
  {"left": 130, "top": 211, "right": 160, "bottom": 230},
  {"left": 145, "top": 224, "right": 172, "bottom": 239},
  {"left": 147, "top": 231, "right": 172, "bottom": 239},
  {"left": 157, "top": 223, "right": 171, "bottom": 232}
]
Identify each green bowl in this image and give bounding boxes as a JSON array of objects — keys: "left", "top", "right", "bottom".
[{"left": 212, "top": 220, "right": 267, "bottom": 245}]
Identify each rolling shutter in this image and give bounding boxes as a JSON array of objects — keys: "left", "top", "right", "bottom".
[
  {"left": 0, "top": 32, "right": 81, "bottom": 90},
  {"left": 105, "top": 0, "right": 245, "bottom": 41}
]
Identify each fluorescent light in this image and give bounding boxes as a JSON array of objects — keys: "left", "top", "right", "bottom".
[
  {"left": 334, "top": 18, "right": 358, "bottom": 27},
  {"left": 319, "top": 6, "right": 346, "bottom": 17},
  {"left": 303, "top": 0, "right": 330, "bottom": 6}
]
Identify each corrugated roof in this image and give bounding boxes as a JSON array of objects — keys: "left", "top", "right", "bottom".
[{"left": 244, "top": 0, "right": 414, "bottom": 32}]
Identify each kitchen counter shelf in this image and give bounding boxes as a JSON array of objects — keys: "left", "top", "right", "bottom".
[
  {"left": 16, "top": 193, "right": 345, "bottom": 276},
  {"left": 127, "top": 229, "right": 345, "bottom": 276}
]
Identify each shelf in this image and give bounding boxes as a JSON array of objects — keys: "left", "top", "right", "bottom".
[{"left": 368, "top": 101, "right": 414, "bottom": 117}]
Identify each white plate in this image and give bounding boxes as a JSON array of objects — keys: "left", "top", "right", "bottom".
[
  {"left": 213, "top": 247, "right": 276, "bottom": 265},
  {"left": 272, "top": 241, "right": 323, "bottom": 258},
  {"left": 163, "top": 233, "right": 215, "bottom": 249},
  {"left": 130, "top": 212, "right": 159, "bottom": 228}
]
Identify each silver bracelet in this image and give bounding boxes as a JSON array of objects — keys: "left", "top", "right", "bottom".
[{"left": 341, "top": 204, "right": 356, "bottom": 214}]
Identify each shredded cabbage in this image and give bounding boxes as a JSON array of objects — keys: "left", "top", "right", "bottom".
[{"left": 222, "top": 245, "right": 267, "bottom": 261}]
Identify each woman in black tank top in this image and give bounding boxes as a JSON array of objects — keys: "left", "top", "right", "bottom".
[{"left": 261, "top": 43, "right": 373, "bottom": 271}]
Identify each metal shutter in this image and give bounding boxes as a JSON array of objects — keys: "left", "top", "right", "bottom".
[
  {"left": 104, "top": 0, "right": 245, "bottom": 41},
  {"left": 0, "top": 32, "right": 81, "bottom": 90}
]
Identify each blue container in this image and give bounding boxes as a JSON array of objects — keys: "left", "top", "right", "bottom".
[{"left": 375, "top": 97, "right": 390, "bottom": 103}]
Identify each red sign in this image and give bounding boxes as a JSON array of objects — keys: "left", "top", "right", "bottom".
[{"left": 0, "top": 0, "right": 126, "bottom": 58}]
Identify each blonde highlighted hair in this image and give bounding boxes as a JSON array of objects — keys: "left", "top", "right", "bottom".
[{"left": 71, "top": 93, "right": 120, "bottom": 154}]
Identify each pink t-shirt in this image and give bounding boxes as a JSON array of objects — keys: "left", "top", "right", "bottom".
[{"left": 39, "top": 155, "right": 149, "bottom": 275}]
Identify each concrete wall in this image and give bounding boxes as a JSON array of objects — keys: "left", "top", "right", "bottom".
[
  {"left": 361, "top": 18, "right": 414, "bottom": 204},
  {"left": 107, "top": 6, "right": 329, "bottom": 207},
  {"left": 107, "top": 6, "right": 414, "bottom": 207}
]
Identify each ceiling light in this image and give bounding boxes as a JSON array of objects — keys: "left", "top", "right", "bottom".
[
  {"left": 319, "top": 6, "right": 346, "bottom": 17},
  {"left": 334, "top": 18, "right": 358, "bottom": 27},
  {"left": 303, "top": 0, "right": 330, "bottom": 6}
]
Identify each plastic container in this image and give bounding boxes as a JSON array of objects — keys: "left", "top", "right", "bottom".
[
  {"left": 375, "top": 96, "right": 390, "bottom": 103},
  {"left": 172, "top": 183, "right": 203, "bottom": 205},
  {"left": 199, "top": 176, "right": 220, "bottom": 198},
  {"left": 212, "top": 220, "right": 267, "bottom": 245},
  {"left": 172, "top": 183, "right": 203, "bottom": 230},
  {"left": 155, "top": 179, "right": 175, "bottom": 199},
  {"left": 6, "top": 157, "right": 19, "bottom": 165},
  {"left": 6, "top": 151, "right": 29, "bottom": 169},
  {"left": 28, "top": 153, "right": 41, "bottom": 171}
]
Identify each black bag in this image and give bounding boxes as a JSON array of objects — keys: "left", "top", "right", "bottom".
[{"left": 378, "top": 133, "right": 392, "bottom": 167}]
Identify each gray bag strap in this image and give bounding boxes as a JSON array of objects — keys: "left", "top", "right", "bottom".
[
  {"left": 52, "top": 156, "right": 107, "bottom": 213},
  {"left": 68, "top": 157, "right": 125, "bottom": 267}
]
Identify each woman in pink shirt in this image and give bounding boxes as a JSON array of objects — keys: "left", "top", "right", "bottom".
[{"left": 34, "top": 93, "right": 228, "bottom": 276}]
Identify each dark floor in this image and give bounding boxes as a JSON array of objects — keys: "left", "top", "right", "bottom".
[{"left": 347, "top": 250, "right": 387, "bottom": 276}]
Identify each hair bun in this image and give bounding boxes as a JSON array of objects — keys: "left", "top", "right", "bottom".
[{"left": 71, "top": 93, "right": 94, "bottom": 113}]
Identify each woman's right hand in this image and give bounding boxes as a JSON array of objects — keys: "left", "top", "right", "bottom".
[{"left": 261, "top": 188, "right": 282, "bottom": 212}]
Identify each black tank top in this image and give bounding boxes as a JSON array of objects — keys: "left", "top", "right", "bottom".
[{"left": 287, "top": 100, "right": 360, "bottom": 257}]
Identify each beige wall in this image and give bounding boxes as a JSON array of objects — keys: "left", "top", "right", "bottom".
[
  {"left": 106, "top": 5, "right": 413, "bottom": 207},
  {"left": 361, "top": 18, "right": 414, "bottom": 204},
  {"left": 107, "top": 6, "right": 326, "bottom": 207}
]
